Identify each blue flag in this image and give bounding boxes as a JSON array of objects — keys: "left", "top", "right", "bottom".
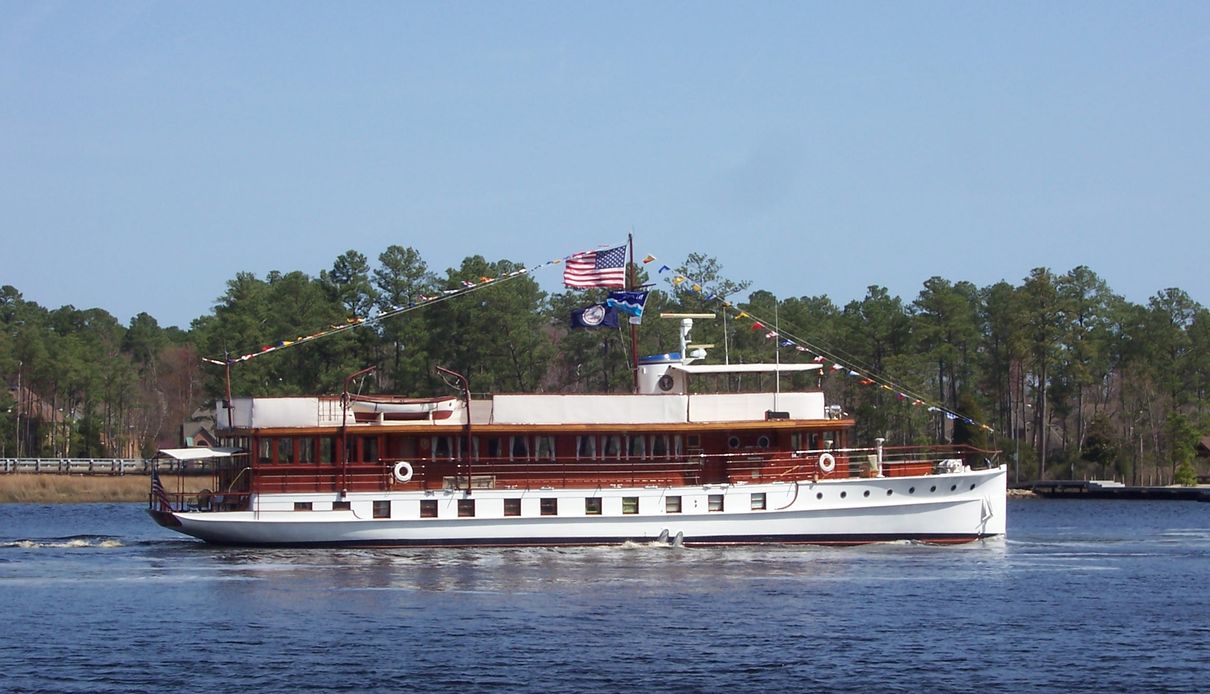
[
  {"left": 570, "top": 303, "right": 619, "bottom": 329},
  {"left": 606, "top": 291, "right": 648, "bottom": 325}
]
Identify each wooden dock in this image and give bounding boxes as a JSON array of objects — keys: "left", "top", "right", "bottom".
[{"left": 1018, "top": 480, "right": 1210, "bottom": 501}]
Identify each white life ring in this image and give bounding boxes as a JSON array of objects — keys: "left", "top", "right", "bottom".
[
  {"left": 392, "top": 461, "right": 414, "bottom": 483},
  {"left": 818, "top": 453, "right": 836, "bottom": 474}
]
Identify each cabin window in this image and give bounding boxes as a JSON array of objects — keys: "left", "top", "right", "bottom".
[
  {"left": 432, "top": 436, "right": 454, "bottom": 460},
  {"left": 809, "top": 433, "right": 821, "bottom": 450},
  {"left": 708, "top": 494, "right": 724, "bottom": 512},
  {"left": 277, "top": 437, "right": 295, "bottom": 464},
  {"left": 473, "top": 437, "right": 504, "bottom": 461},
  {"left": 751, "top": 493, "right": 767, "bottom": 511},
  {"left": 576, "top": 435, "right": 596, "bottom": 460},
  {"left": 458, "top": 499, "right": 475, "bottom": 517},
  {"left": 651, "top": 435, "right": 669, "bottom": 458},
  {"left": 665, "top": 496, "right": 681, "bottom": 513},
  {"left": 686, "top": 434, "right": 701, "bottom": 448},
  {"left": 504, "top": 498, "right": 521, "bottom": 516},
  {"left": 297, "top": 437, "right": 314, "bottom": 464},
  {"left": 790, "top": 432, "right": 803, "bottom": 452},
  {"left": 535, "top": 436, "right": 556, "bottom": 461},
  {"left": 627, "top": 436, "right": 646, "bottom": 459},
  {"left": 602, "top": 435, "right": 623, "bottom": 459},
  {"left": 293, "top": 502, "right": 312, "bottom": 511},
  {"left": 319, "top": 437, "right": 335, "bottom": 464},
  {"left": 257, "top": 438, "right": 272, "bottom": 465},
  {"left": 420, "top": 499, "right": 438, "bottom": 518},
  {"left": 622, "top": 497, "right": 639, "bottom": 514},
  {"left": 672, "top": 435, "right": 683, "bottom": 458},
  {"left": 510, "top": 436, "right": 530, "bottom": 460},
  {"left": 333, "top": 501, "right": 350, "bottom": 511},
  {"left": 585, "top": 498, "right": 601, "bottom": 515},
  {"left": 373, "top": 500, "right": 391, "bottom": 519},
  {"left": 540, "top": 498, "right": 558, "bottom": 516}
]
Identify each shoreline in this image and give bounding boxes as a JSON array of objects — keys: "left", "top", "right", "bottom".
[{"left": 0, "top": 474, "right": 210, "bottom": 504}]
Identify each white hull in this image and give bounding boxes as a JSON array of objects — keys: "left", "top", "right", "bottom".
[{"left": 160, "top": 465, "right": 1007, "bottom": 547}]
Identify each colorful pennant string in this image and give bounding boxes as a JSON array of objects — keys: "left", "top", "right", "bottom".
[
  {"left": 210, "top": 244, "right": 622, "bottom": 365},
  {"left": 644, "top": 249, "right": 995, "bottom": 433}
]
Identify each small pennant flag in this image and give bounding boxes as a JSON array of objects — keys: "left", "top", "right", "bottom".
[{"left": 642, "top": 254, "right": 656, "bottom": 263}]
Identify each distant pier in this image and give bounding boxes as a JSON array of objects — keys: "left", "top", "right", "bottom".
[{"left": 1017, "top": 480, "right": 1210, "bottom": 501}]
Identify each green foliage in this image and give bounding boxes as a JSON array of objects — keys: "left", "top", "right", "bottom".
[
  {"left": 1175, "top": 459, "right": 1197, "bottom": 486},
  {"left": 373, "top": 245, "right": 437, "bottom": 393},
  {"left": 1081, "top": 413, "right": 1119, "bottom": 479},
  {"left": 424, "top": 256, "right": 552, "bottom": 393},
  {"left": 2, "top": 245, "right": 1210, "bottom": 486}
]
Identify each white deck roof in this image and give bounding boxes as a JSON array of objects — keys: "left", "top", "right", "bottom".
[
  {"left": 671, "top": 363, "right": 822, "bottom": 374},
  {"left": 156, "top": 447, "right": 244, "bottom": 460}
]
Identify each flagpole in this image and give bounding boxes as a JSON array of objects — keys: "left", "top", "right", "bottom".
[
  {"left": 628, "top": 231, "right": 639, "bottom": 393},
  {"left": 774, "top": 295, "right": 780, "bottom": 410}
]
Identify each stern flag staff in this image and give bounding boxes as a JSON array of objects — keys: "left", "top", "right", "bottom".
[
  {"left": 563, "top": 245, "right": 627, "bottom": 288},
  {"left": 151, "top": 466, "right": 173, "bottom": 513}
]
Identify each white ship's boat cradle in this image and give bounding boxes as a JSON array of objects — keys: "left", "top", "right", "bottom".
[{"left": 150, "top": 370, "right": 1007, "bottom": 547}]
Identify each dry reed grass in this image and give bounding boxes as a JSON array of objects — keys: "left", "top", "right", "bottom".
[{"left": 0, "top": 474, "right": 211, "bottom": 504}]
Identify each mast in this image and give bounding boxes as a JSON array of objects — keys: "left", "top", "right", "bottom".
[
  {"left": 628, "top": 231, "right": 639, "bottom": 393},
  {"left": 436, "top": 365, "right": 473, "bottom": 496}
]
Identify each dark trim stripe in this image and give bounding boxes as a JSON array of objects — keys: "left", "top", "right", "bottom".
[{"left": 187, "top": 532, "right": 995, "bottom": 549}]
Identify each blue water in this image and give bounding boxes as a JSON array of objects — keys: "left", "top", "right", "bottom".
[{"left": 2, "top": 500, "right": 1208, "bottom": 693}]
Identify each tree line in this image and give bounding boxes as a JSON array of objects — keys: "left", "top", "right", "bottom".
[{"left": 2, "top": 246, "right": 1208, "bottom": 485}]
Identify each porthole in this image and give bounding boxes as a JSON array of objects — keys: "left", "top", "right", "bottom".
[
  {"left": 886, "top": 489, "right": 893, "bottom": 496},
  {"left": 816, "top": 492, "right": 823, "bottom": 500},
  {"left": 840, "top": 491, "right": 847, "bottom": 499},
  {"left": 970, "top": 483, "right": 976, "bottom": 490},
  {"left": 727, "top": 435, "right": 741, "bottom": 450},
  {"left": 757, "top": 435, "right": 771, "bottom": 449},
  {"left": 863, "top": 490, "right": 870, "bottom": 497},
  {"left": 929, "top": 486, "right": 936, "bottom": 493},
  {"left": 908, "top": 487, "right": 915, "bottom": 494},
  {"left": 950, "top": 484, "right": 957, "bottom": 492}
]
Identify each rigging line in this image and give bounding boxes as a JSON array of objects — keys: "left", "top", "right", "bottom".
[
  {"left": 748, "top": 312, "right": 986, "bottom": 428},
  {"left": 206, "top": 240, "right": 627, "bottom": 367},
  {"left": 208, "top": 256, "right": 565, "bottom": 366},
  {"left": 660, "top": 268, "right": 989, "bottom": 431}
]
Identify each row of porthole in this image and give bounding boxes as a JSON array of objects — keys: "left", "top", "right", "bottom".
[
  {"left": 818, "top": 482, "right": 978, "bottom": 500},
  {"left": 727, "top": 435, "right": 772, "bottom": 449}
]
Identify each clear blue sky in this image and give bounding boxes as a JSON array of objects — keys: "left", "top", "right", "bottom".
[{"left": 3, "top": 1, "right": 1207, "bottom": 329}]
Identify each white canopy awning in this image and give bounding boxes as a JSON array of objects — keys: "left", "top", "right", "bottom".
[
  {"left": 155, "top": 447, "right": 245, "bottom": 461},
  {"left": 671, "top": 363, "right": 822, "bottom": 375}
]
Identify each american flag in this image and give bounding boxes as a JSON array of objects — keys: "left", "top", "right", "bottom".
[
  {"left": 151, "top": 466, "right": 173, "bottom": 513},
  {"left": 563, "top": 245, "right": 627, "bottom": 288}
]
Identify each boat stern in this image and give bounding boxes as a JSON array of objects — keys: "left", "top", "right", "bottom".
[{"left": 146, "top": 508, "right": 182, "bottom": 528}]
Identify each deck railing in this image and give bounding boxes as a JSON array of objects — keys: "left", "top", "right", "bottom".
[
  {"left": 2, "top": 458, "right": 197, "bottom": 475},
  {"left": 237, "top": 445, "right": 999, "bottom": 497}
]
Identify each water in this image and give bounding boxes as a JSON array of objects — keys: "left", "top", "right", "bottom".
[{"left": 2, "top": 500, "right": 1208, "bottom": 693}]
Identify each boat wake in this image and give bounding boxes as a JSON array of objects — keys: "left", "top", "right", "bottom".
[{"left": 0, "top": 534, "right": 124, "bottom": 549}]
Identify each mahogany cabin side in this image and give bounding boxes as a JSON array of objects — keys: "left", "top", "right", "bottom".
[{"left": 216, "top": 417, "right": 862, "bottom": 497}]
